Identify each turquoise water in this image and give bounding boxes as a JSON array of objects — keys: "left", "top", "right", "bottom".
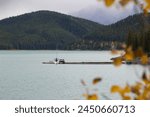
[{"left": 0, "top": 51, "right": 143, "bottom": 100}]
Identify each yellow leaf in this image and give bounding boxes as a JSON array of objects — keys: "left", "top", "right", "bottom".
[
  {"left": 104, "top": 0, "right": 115, "bottom": 7},
  {"left": 119, "top": 0, "right": 131, "bottom": 6},
  {"left": 134, "top": 47, "right": 144, "bottom": 58},
  {"left": 122, "top": 85, "right": 131, "bottom": 94},
  {"left": 131, "top": 83, "right": 142, "bottom": 95},
  {"left": 145, "top": 0, "right": 150, "bottom": 4},
  {"left": 113, "top": 58, "right": 122, "bottom": 66},
  {"left": 143, "top": 89, "right": 150, "bottom": 99},
  {"left": 124, "top": 46, "right": 134, "bottom": 61},
  {"left": 93, "top": 77, "right": 102, "bottom": 85},
  {"left": 124, "top": 52, "right": 134, "bottom": 61},
  {"left": 143, "top": 79, "right": 150, "bottom": 85},
  {"left": 144, "top": 0, "right": 150, "bottom": 15},
  {"left": 136, "top": 95, "right": 144, "bottom": 100},
  {"left": 143, "top": 8, "right": 149, "bottom": 16},
  {"left": 87, "top": 94, "right": 98, "bottom": 100},
  {"left": 122, "top": 95, "right": 131, "bottom": 100},
  {"left": 141, "top": 54, "right": 149, "bottom": 65},
  {"left": 111, "top": 85, "right": 121, "bottom": 93}
]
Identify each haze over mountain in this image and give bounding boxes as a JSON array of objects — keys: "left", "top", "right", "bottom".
[
  {"left": 0, "top": 0, "right": 98, "bottom": 20},
  {"left": 72, "top": 4, "right": 138, "bottom": 25}
]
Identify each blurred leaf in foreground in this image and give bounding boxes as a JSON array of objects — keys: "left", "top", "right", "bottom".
[
  {"left": 113, "top": 57, "right": 122, "bottom": 66},
  {"left": 87, "top": 94, "right": 99, "bottom": 100},
  {"left": 93, "top": 77, "right": 102, "bottom": 85},
  {"left": 104, "top": 0, "right": 115, "bottom": 7}
]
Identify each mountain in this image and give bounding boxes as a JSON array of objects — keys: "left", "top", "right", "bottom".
[
  {"left": 111, "top": 13, "right": 150, "bottom": 31},
  {"left": 71, "top": 13, "right": 150, "bottom": 42},
  {"left": 110, "top": 13, "right": 150, "bottom": 39},
  {"left": 0, "top": 10, "right": 149, "bottom": 50},
  {"left": 0, "top": 10, "right": 112, "bottom": 50}
]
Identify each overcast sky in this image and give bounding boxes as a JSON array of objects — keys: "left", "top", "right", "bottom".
[
  {"left": 0, "top": 0, "right": 138, "bottom": 24},
  {"left": 0, "top": 0, "right": 99, "bottom": 19}
]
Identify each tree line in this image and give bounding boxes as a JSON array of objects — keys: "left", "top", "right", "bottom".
[{"left": 126, "top": 30, "right": 150, "bottom": 53}]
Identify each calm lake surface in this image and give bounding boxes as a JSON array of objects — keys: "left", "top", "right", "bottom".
[{"left": 0, "top": 51, "right": 144, "bottom": 100}]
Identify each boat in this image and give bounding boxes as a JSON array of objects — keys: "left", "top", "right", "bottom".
[
  {"left": 54, "top": 58, "right": 59, "bottom": 64},
  {"left": 54, "top": 58, "right": 65, "bottom": 64}
]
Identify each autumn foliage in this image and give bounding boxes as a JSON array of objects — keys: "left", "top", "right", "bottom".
[
  {"left": 82, "top": 47, "right": 149, "bottom": 100},
  {"left": 101, "top": 0, "right": 150, "bottom": 14},
  {"left": 111, "top": 71, "right": 150, "bottom": 100},
  {"left": 81, "top": 0, "right": 150, "bottom": 100}
]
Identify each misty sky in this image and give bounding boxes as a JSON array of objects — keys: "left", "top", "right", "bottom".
[
  {"left": 0, "top": 0, "right": 98, "bottom": 19},
  {"left": 0, "top": 0, "right": 137, "bottom": 24}
]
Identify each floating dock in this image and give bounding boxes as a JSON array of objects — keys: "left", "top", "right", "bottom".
[
  {"left": 42, "top": 61, "right": 124, "bottom": 65},
  {"left": 42, "top": 61, "right": 150, "bottom": 65}
]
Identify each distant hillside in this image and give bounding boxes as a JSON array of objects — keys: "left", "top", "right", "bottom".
[
  {"left": 0, "top": 11, "right": 149, "bottom": 50},
  {"left": 0, "top": 11, "right": 111, "bottom": 50},
  {"left": 110, "top": 13, "right": 150, "bottom": 38},
  {"left": 76, "top": 12, "right": 150, "bottom": 43}
]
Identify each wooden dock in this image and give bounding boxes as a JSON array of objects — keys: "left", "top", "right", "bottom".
[
  {"left": 42, "top": 61, "right": 122, "bottom": 65},
  {"left": 42, "top": 61, "right": 150, "bottom": 65}
]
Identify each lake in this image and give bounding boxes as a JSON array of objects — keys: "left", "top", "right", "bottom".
[{"left": 0, "top": 51, "right": 144, "bottom": 100}]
